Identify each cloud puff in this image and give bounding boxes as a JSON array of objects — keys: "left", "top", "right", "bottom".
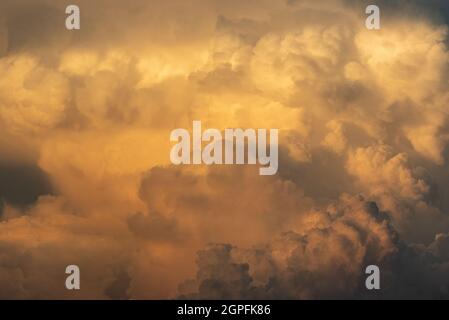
[
  {"left": 180, "top": 196, "right": 449, "bottom": 299},
  {"left": 0, "top": 54, "right": 69, "bottom": 134}
]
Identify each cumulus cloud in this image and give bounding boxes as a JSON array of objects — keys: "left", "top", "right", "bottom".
[
  {"left": 0, "top": 0, "right": 449, "bottom": 299},
  {"left": 180, "top": 196, "right": 449, "bottom": 299}
]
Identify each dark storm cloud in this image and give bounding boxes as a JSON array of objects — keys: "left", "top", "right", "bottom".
[
  {"left": 104, "top": 270, "right": 131, "bottom": 300},
  {"left": 180, "top": 197, "right": 449, "bottom": 299},
  {"left": 0, "top": 164, "right": 53, "bottom": 208},
  {"left": 178, "top": 244, "right": 257, "bottom": 300}
]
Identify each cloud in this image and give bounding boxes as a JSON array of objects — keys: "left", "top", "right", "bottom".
[
  {"left": 0, "top": 0, "right": 449, "bottom": 299},
  {"left": 180, "top": 196, "right": 449, "bottom": 299},
  {"left": 0, "top": 164, "right": 53, "bottom": 208},
  {"left": 0, "top": 54, "right": 69, "bottom": 134}
]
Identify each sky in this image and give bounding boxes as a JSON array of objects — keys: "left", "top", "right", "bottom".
[{"left": 0, "top": 0, "right": 449, "bottom": 299}]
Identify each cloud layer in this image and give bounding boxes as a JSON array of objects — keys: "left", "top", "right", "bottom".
[{"left": 0, "top": 0, "right": 449, "bottom": 299}]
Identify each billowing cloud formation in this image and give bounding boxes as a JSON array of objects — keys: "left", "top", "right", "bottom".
[
  {"left": 0, "top": 0, "right": 449, "bottom": 299},
  {"left": 179, "top": 195, "right": 449, "bottom": 299}
]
